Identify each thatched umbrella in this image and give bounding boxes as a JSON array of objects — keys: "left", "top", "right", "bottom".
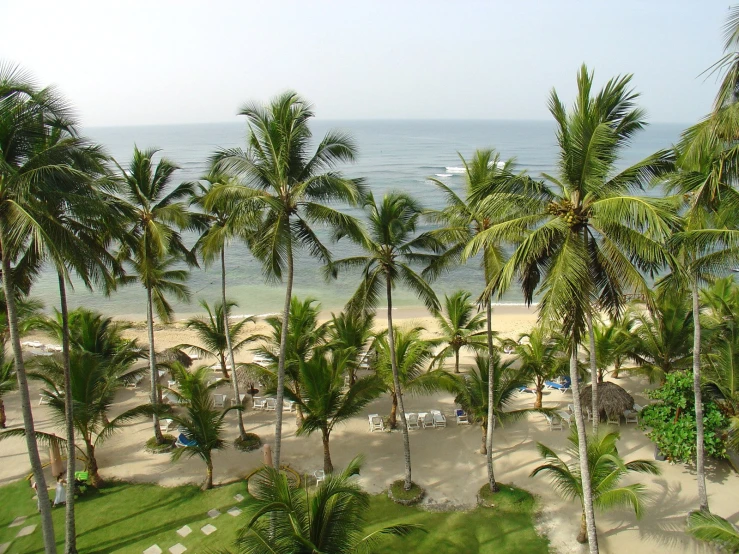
[
  {"left": 580, "top": 382, "right": 634, "bottom": 419},
  {"left": 155, "top": 347, "right": 193, "bottom": 369}
]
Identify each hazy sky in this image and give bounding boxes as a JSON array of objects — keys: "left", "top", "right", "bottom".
[{"left": 0, "top": 1, "right": 730, "bottom": 127}]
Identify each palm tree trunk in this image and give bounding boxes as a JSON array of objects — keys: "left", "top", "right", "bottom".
[
  {"left": 0, "top": 398, "right": 5, "bottom": 428},
  {"left": 147, "top": 287, "right": 164, "bottom": 443},
  {"left": 222, "top": 249, "right": 246, "bottom": 440},
  {"left": 454, "top": 348, "right": 460, "bottom": 374},
  {"left": 85, "top": 439, "right": 102, "bottom": 488},
  {"left": 569, "top": 345, "right": 599, "bottom": 552},
  {"left": 219, "top": 353, "right": 228, "bottom": 380},
  {"left": 480, "top": 422, "right": 487, "bottom": 455},
  {"left": 485, "top": 297, "right": 498, "bottom": 493},
  {"left": 577, "top": 512, "right": 588, "bottom": 544},
  {"left": 0, "top": 228, "right": 57, "bottom": 554},
  {"left": 586, "top": 311, "right": 598, "bottom": 434},
  {"left": 389, "top": 392, "right": 398, "bottom": 428},
  {"left": 273, "top": 233, "right": 294, "bottom": 470},
  {"left": 692, "top": 277, "right": 709, "bottom": 512},
  {"left": 535, "top": 385, "right": 543, "bottom": 410},
  {"left": 203, "top": 459, "right": 213, "bottom": 491},
  {"left": 387, "top": 278, "right": 413, "bottom": 490},
  {"left": 322, "top": 429, "right": 333, "bottom": 474},
  {"left": 57, "top": 274, "right": 78, "bottom": 553}
]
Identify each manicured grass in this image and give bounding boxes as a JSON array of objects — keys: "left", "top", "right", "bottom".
[
  {"left": 0, "top": 479, "right": 548, "bottom": 553},
  {"left": 366, "top": 486, "right": 550, "bottom": 554}
]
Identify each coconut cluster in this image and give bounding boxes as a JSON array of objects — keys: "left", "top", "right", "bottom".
[{"left": 546, "top": 200, "right": 588, "bottom": 228}]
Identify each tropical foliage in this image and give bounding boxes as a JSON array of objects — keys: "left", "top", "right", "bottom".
[
  {"left": 431, "top": 290, "right": 486, "bottom": 374},
  {"left": 508, "top": 325, "right": 568, "bottom": 408}
]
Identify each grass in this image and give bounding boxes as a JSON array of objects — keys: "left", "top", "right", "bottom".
[
  {"left": 389, "top": 479, "right": 425, "bottom": 504},
  {"left": 0, "top": 479, "right": 548, "bottom": 554}
]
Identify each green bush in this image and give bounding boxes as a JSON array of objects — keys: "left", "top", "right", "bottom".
[
  {"left": 234, "top": 433, "right": 261, "bottom": 452},
  {"left": 639, "top": 371, "right": 727, "bottom": 462},
  {"left": 145, "top": 434, "right": 176, "bottom": 454}
]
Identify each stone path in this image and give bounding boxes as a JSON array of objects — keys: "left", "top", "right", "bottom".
[
  {"left": 7, "top": 516, "right": 26, "bottom": 528},
  {"left": 207, "top": 508, "right": 221, "bottom": 519},
  {"left": 176, "top": 525, "right": 192, "bottom": 538},
  {"left": 16, "top": 524, "right": 36, "bottom": 538},
  {"left": 227, "top": 507, "right": 242, "bottom": 517},
  {"left": 143, "top": 546, "right": 162, "bottom": 554},
  {"left": 168, "top": 544, "right": 186, "bottom": 554},
  {"left": 200, "top": 524, "right": 217, "bottom": 536}
]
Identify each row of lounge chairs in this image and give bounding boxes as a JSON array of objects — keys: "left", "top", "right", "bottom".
[
  {"left": 367, "top": 408, "right": 470, "bottom": 432},
  {"left": 252, "top": 397, "right": 297, "bottom": 412}
]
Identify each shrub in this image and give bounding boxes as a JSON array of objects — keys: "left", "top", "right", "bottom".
[
  {"left": 145, "top": 434, "right": 176, "bottom": 454},
  {"left": 234, "top": 433, "right": 261, "bottom": 452},
  {"left": 639, "top": 371, "right": 727, "bottom": 462}
]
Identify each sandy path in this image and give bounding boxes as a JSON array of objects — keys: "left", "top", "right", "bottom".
[{"left": 1, "top": 306, "right": 735, "bottom": 554}]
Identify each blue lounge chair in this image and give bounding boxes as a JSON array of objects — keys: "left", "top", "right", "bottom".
[
  {"left": 518, "top": 386, "right": 536, "bottom": 394},
  {"left": 544, "top": 380, "right": 570, "bottom": 393},
  {"left": 176, "top": 433, "right": 197, "bottom": 448}
]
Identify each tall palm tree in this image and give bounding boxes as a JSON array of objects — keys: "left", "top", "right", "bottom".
[
  {"left": 452, "top": 353, "right": 531, "bottom": 454},
  {"left": 599, "top": 311, "right": 637, "bottom": 379},
  {"left": 467, "top": 66, "right": 676, "bottom": 550},
  {"left": 0, "top": 62, "right": 103, "bottom": 553},
  {"left": 374, "top": 326, "right": 453, "bottom": 428},
  {"left": 431, "top": 290, "right": 486, "bottom": 374},
  {"left": 508, "top": 325, "right": 569, "bottom": 408},
  {"left": 332, "top": 192, "right": 441, "bottom": 490},
  {"left": 428, "top": 149, "right": 538, "bottom": 493},
  {"left": 115, "top": 146, "right": 197, "bottom": 444},
  {"left": 531, "top": 428, "right": 660, "bottom": 544},
  {"left": 190, "top": 164, "right": 261, "bottom": 440},
  {"left": 213, "top": 92, "right": 364, "bottom": 470},
  {"left": 289, "top": 353, "right": 384, "bottom": 473},
  {"left": 326, "top": 310, "right": 376, "bottom": 386},
  {"left": 236, "top": 456, "right": 421, "bottom": 553},
  {"left": 167, "top": 364, "right": 242, "bottom": 490}
]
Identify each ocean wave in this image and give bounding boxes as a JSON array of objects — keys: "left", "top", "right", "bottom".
[
  {"left": 435, "top": 173, "right": 452, "bottom": 178},
  {"left": 445, "top": 161, "right": 504, "bottom": 174}
]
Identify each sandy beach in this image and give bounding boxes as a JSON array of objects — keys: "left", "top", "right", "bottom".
[{"left": 2, "top": 305, "right": 736, "bottom": 554}]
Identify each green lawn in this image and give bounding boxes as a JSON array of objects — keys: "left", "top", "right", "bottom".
[{"left": 0, "top": 479, "right": 549, "bottom": 553}]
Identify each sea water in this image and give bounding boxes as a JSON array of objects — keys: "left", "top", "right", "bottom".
[{"left": 29, "top": 119, "right": 685, "bottom": 318}]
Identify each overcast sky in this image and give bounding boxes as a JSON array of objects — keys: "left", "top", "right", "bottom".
[{"left": 0, "top": 1, "right": 730, "bottom": 127}]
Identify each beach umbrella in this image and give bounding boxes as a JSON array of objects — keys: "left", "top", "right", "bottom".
[
  {"left": 155, "top": 348, "right": 193, "bottom": 369},
  {"left": 579, "top": 382, "right": 634, "bottom": 419}
]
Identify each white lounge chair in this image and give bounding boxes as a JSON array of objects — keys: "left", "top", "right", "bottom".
[
  {"left": 606, "top": 413, "right": 621, "bottom": 426},
  {"left": 253, "top": 397, "right": 267, "bottom": 410},
  {"left": 633, "top": 403, "right": 644, "bottom": 413},
  {"left": 231, "top": 393, "right": 248, "bottom": 407},
  {"left": 420, "top": 413, "right": 435, "bottom": 429},
  {"left": 213, "top": 394, "right": 227, "bottom": 408},
  {"left": 455, "top": 409, "right": 469, "bottom": 424},
  {"left": 314, "top": 469, "right": 325, "bottom": 485},
  {"left": 167, "top": 380, "right": 177, "bottom": 389},
  {"left": 406, "top": 413, "right": 420, "bottom": 430},
  {"left": 368, "top": 414, "right": 384, "bottom": 432},
  {"left": 557, "top": 410, "right": 574, "bottom": 427},
  {"left": 624, "top": 410, "right": 638, "bottom": 424},
  {"left": 160, "top": 418, "right": 176, "bottom": 432},
  {"left": 433, "top": 412, "right": 447, "bottom": 428},
  {"left": 265, "top": 398, "right": 278, "bottom": 411},
  {"left": 545, "top": 413, "right": 563, "bottom": 431},
  {"left": 284, "top": 400, "right": 296, "bottom": 412},
  {"left": 38, "top": 394, "right": 51, "bottom": 406}
]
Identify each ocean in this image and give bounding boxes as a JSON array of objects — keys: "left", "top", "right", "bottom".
[{"left": 30, "top": 119, "right": 686, "bottom": 319}]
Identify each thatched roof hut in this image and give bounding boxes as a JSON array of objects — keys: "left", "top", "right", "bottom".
[
  {"left": 155, "top": 347, "right": 193, "bottom": 369},
  {"left": 579, "top": 382, "right": 634, "bottom": 418}
]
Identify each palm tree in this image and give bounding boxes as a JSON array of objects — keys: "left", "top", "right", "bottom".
[
  {"left": 600, "top": 312, "right": 637, "bottom": 379},
  {"left": 452, "top": 352, "right": 530, "bottom": 454},
  {"left": 326, "top": 310, "right": 376, "bottom": 386},
  {"left": 374, "top": 326, "right": 453, "bottom": 428},
  {"left": 236, "top": 456, "right": 421, "bottom": 553},
  {"left": 179, "top": 300, "right": 260, "bottom": 379},
  {"left": 190, "top": 164, "right": 261, "bottom": 440},
  {"left": 332, "top": 191, "right": 440, "bottom": 490},
  {"left": 0, "top": 347, "right": 16, "bottom": 428},
  {"left": 431, "top": 290, "right": 486, "bottom": 374},
  {"left": 255, "top": 297, "right": 329, "bottom": 422},
  {"left": 687, "top": 510, "right": 739, "bottom": 553},
  {"left": 467, "top": 66, "right": 676, "bottom": 550},
  {"left": 167, "top": 364, "right": 242, "bottom": 490},
  {"left": 0, "top": 63, "right": 104, "bottom": 553},
  {"left": 428, "top": 148, "right": 538, "bottom": 493},
  {"left": 509, "top": 325, "right": 569, "bottom": 408},
  {"left": 531, "top": 428, "right": 660, "bottom": 544},
  {"left": 213, "top": 92, "right": 364, "bottom": 470},
  {"left": 115, "top": 146, "right": 196, "bottom": 444},
  {"left": 289, "top": 354, "right": 384, "bottom": 473},
  {"left": 627, "top": 294, "right": 694, "bottom": 384}
]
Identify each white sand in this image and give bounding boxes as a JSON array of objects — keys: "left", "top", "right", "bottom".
[{"left": 2, "top": 305, "right": 736, "bottom": 554}]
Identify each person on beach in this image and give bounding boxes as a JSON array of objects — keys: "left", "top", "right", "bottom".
[{"left": 53, "top": 474, "right": 66, "bottom": 506}]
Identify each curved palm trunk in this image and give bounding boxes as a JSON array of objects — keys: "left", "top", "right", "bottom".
[
  {"left": 322, "top": 428, "right": 333, "bottom": 474},
  {"left": 85, "top": 439, "right": 102, "bottom": 488},
  {"left": 273, "top": 234, "right": 294, "bottom": 470},
  {"left": 57, "top": 274, "right": 78, "bottom": 553},
  {"left": 586, "top": 311, "right": 598, "bottom": 433},
  {"left": 222, "top": 248, "right": 246, "bottom": 440},
  {"left": 535, "top": 383, "right": 543, "bottom": 410},
  {"left": 692, "top": 277, "right": 709, "bottom": 512},
  {"left": 203, "top": 458, "right": 213, "bottom": 490},
  {"left": 569, "top": 345, "right": 599, "bottom": 552},
  {"left": 387, "top": 278, "right": 413, "bottom": 490},
  {"left": 485, "top": 297, "right": 498, "bottom": 492},
  {"left": 147, "top": 287, "right": 164, "bottom": 443},
  {"left": 0, "top": 229, "right": 57, "bottom": 554}
]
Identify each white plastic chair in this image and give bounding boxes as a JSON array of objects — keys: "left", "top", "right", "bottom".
[
  {"left": 284, "top": 400, "right": 296, "bottom": 412},
  {"left": 606, "top": 413, "right": 621, "bottom": 426},
  {"left": 231, "top": 393, "right": 247, "bottom": 407},
  {"left": 368, "top": 414, "right": 384, "bottom": 432},
  {"left": 545, "top": 413, "right": 563, "bottom": 431},
  {"left": 265, "top": 398, "right": 278, "bottom": 411},
  {"left": 314, "top": 469, "right": 325, "bottom": 485},
  {"left": 253, "top": 397, "right": 267, "bottom": 410},
  {"left": 455, "top": 409, "right": 469, "bottom": 424},
  {"left": 433, "top": 412, "right": 447, "bottom": 428},
  {"left": 213, "top": 394, "right": 227, "bottom": 408},
  {"left": 624, "top": 410, "right": 638, "bottom": 424},
  {"left": 420, "top": 413, "right": 435, "bottom": 429},
  {"left": 38, "top": 394, "right": 51, "bottom": 406},
  {"left": 406, "top": 413, "right": 420, "bottom": 430}
]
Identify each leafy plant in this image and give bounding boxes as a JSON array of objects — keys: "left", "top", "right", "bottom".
[
  {"left": 639, "top": 371, "right": 728, "bottom": 461},
  {"left": 687, "top": 510, "right": 739, "bottom": 552}
]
